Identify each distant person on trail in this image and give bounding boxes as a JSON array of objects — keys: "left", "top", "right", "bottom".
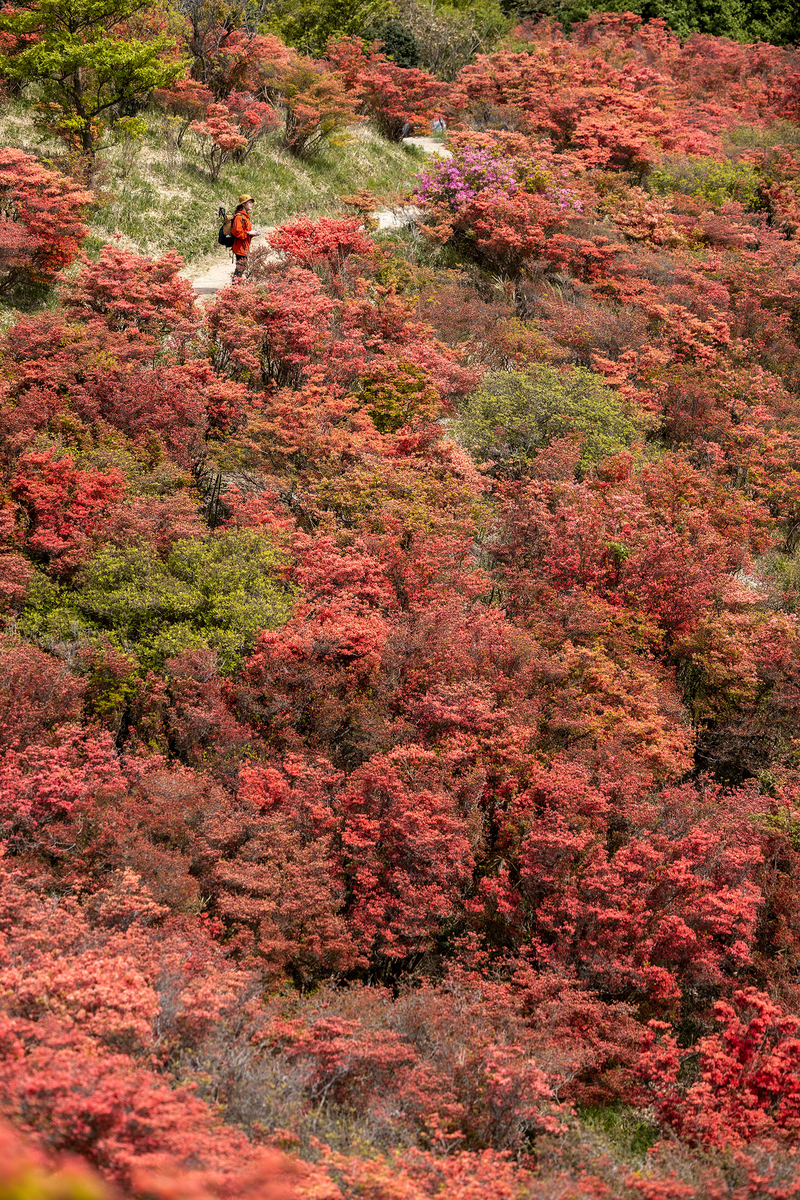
[{"left": 231, "top": 194, "right": 260, "bottom": 283}]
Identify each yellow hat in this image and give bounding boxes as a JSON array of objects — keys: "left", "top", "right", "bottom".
[{"left": 238, "top": 193, "right": 254, "bottom": 203}]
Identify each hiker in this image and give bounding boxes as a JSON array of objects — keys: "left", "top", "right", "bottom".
[{"left": 231, "top": 193, "right": 260, "bottom": 282}]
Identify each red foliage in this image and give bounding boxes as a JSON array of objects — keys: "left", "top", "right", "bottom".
[
  {"left": 0, "top": 1119, "right": 106, "bottom": 1200},
  {"left": 339, "top": 749, "right": 474, "bottom": 960},
  {"left": 207, "top": 272, "right": 337, "bottom": 390},
  {"left": 5, "top": 19, "right": 800, "bottom": 1197},
  {"left": 190, "top": 102, "right": 247, "bottom": 179},
  {"left": 102, "top": 492, "right": 206, "bottom": 556},
  {"left": 478, "top": 776, "right": 767, "bottom": 1011},
  {"left": 425, "top": 187, "right": 570, "bottom": 275},
  {"left": 0, "top": 858, "right": 302, "bottom": 1198},
  {"left": 10, "top": 450, "right": 126, "bottom": 574},
  {"left": 207, "top": 269, "right": 474, "bottom": 408},
  {"left": 0, "top": 726, "right": 124, "bottom": 855},
  {"left": 190, "top": 30, "right": 290, "bottom": 98},
  {"left": 0, "top": 149, "right": 92, "bottom": 294},
  {"left": 492, "top": 449, "right": 768, "bottom": 644},
  {"left": 267, "top": 216, "right": 374, "bottom": 270},
  {"left": 0, "top": 642, "right": 85, "bottom": 751},
  {"left": 327, "top": 37, "right": 448, "bottom": 142},
  {"left": 152, "top": 77, "right": 214, "bottom": 147},
  {"left": 0, "top": 506, "right": 33, "bottom": 609},
  {"left": 279, "top": 61, "right": 358, "bottom": 159},
  {"left": 0, "top": 249, "right": 245, "bottom": 470},
  {"left": 197, "top": 756, "right": 359, "bottom": 983},
  {"left": 196, "top": 31, "right": 359, "bottom": 158},
  {"left": 62, "top": 245, "right": 198, "bottom": 336},
  {"left": 224, "top": 91, "right": 281, "bottom": 160},
  {"left": 190, "top": 94, "right": 279, "bottom": 177},
  {"left": 638, "top": 989, "right": 800, "bottom": 1147}
]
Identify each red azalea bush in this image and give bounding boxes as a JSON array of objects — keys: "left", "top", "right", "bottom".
[
  {"left": 3, "top": 14, "right": 800, "bottom": 1200},
  {"left": 190, "top": 102, "right": 248, "bottom": 180},
  {"left": 638, "top": 989, "right": 800, "bottom": 1147},
  {"left": 0, "top": 149, "right": 92, "bottom": 294},
  {"left": 326, "top": 37, "right": 448, "bottom": 141},
  {"left": 152, "top": 77, "right": 214, "bottom": 147}
]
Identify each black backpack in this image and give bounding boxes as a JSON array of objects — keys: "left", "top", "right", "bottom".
[{"left": 218, "top": 206, "right": 234, "bottom": 248}]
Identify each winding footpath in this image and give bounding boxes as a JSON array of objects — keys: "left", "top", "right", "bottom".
[{"left": 184, "top": 136, "right": 450, "bottom": 297}]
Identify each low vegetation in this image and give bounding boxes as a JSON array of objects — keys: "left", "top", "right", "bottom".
[{"left": 2, "top": 6, "right": 800, "bottom": 1200}]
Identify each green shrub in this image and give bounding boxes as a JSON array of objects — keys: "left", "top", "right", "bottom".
[
  {"left": 19, "top": 572, "right": 90, "bottom": 648},
  {"left": 452, "top": 365, "right": 645, "bottom": 476},
  {"left": 724, "top": 121, "right": 800, "bottom": 152},
  {"left": 369, "top": 18, "right": 420, "bottom": 68},
  {"left": 649, "top": 155, "right": 764, "bottom": 210},
  {"left": 359, "top": 360, "right": 440, "bottom": 432},
  {"left": 22, "top": 530, "right": 294, "bottom": 672},
  {"left": 578, "top": 1104, "right": 661, "bottom": 1159}
]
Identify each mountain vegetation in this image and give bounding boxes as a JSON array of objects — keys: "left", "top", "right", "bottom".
[{"left": 2, "top": 4, "right": 800, "bottom": 1200}]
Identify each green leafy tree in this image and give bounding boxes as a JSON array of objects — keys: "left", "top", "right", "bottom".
[
  {"left": 743, "top": 0, "right": 799, "bottom": 43},
  {"left": 626, "top": 0, "right": 799, "bottom": 41},
  {"left": 22, "top": 530, "right": 295, "bottom": 672},
  {"left": 566, "top": 0, "right": 747, "bottom": 40},
  {"left": 512, "top": 0, "right": 799, "bottom": 45},
  {"left": 0, "top": 0, "right": 186, "bottom": 167},
  {"left": 270, "top": 0, "right": 395, "bottom": 56},
  {"left": 369, "top": 17, "right": 420, "bottom": 66},
  {"left": 453, "top": 366, "right": 647, "bottom": 477}
]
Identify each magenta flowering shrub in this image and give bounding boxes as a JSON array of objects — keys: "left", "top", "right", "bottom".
[
  {"left": 415, "top": 144, "right": 522, "bottom": 208},
  {"left": 414, "top": 140, "right": 580, "bottom": 274},
  {"left": 547, "top": 173, "right": 584, "bottom": 214}
]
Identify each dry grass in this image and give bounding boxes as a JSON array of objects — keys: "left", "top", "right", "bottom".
[{"left": 0, "top": 99, "right": 429, "bottom": 270}]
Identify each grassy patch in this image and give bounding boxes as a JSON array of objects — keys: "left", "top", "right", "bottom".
[
  {"left": 90, "top": 114, "right": 427, "bottom": 266},
  {"left": 0, "top": 99, "right": 428, "bottom": 269},
  {"left": 578, "top": 1104, "right": 661, "bottom": 1160},
  {"left": 0, "top": 97, "right": 63, "bottom": 158}
]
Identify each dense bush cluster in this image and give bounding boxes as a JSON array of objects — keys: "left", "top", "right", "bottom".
[{"left": 3, "top": 8, "right": 800, "bottom": 1200}]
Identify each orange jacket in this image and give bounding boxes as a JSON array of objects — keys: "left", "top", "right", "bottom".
[{"left": 231, "top": 208, "right": 253, "bottom": 256}]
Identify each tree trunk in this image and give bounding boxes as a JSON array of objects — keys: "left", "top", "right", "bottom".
[{"left": 73, "top": 68, "right": 97, "bottom": 176}]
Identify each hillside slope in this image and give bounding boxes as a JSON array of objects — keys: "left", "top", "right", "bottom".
[{"left": 3, "top": 13, "right": 800, "bottom": 1200}]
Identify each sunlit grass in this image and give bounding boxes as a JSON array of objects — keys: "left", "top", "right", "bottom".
[
  {"left": 91, "top": 113, "right": 428, "bottom": 266},
  {"left": 0, "top": 98, "right": 428, "bottom": 269}
]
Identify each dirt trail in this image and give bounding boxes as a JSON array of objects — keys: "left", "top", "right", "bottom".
[
  {"left": 186, "top": 232, "right": 279, "bottom": 295},
  {"left": 402, "top": 135, "right": 450, "bottom": 157},
  {"left": 184, "top": 136, "right": 450, "bottom": 297}
]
